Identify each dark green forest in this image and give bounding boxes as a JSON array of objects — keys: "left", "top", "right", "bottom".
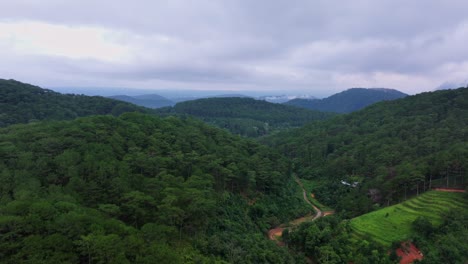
[
  {"left": 285, "top": 88, "right": 407, "bottom": 113},
  {"left": 157, "top": 97, "right": 335, "bottom": 137},
  {"left": 0, "top": 113, "right": 313, "bottom": 263},
  {"left": 268, "top": 88, "right": 468, "bottom": 263},
  {"left": 1, "top": 80, "right": 467, "bottom": 263},
  {"left": 267, "top": 88, "right": 468, "bottom": 217},
  {"left": 0, "top": 79, "right": 153, "bottom": 127}
]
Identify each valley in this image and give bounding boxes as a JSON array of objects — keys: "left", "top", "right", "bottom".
[
  {"left": 3, "top": 2, "right": 468, "bottom": 263},
  {"left": 0, "top": 80, "right": 467, "bottom": 263},
  {"left": 267, "top": 176, "right": 330, "bottom": 245}
]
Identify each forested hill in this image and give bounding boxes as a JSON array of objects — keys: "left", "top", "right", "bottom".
[
  {"left": 0, "top": 79, "right": 153, "bottom": 127},
  {"left": 0, "top": 112, "right": 309, "bottom": 263},
  {"left": 285, "top": 88, "right": 408, "bottom": 113},
  {"left": 267, "top": 87, "right": 468, "bottom": 217},
  {"left": 157, "top": 97, "right": 335, "bottom": 137},
  {"left": 109, "top": 94, "right": 174, "bottom": 108}
]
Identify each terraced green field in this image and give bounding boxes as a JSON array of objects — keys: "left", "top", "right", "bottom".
[{"left": 350, "top": 191, "right": 468, "bottom": 247}]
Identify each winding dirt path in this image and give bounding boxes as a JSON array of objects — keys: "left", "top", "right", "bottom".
[
  {"left": 267, "top": 176, "right": 333, "bottom": 244},
  {"left": 295, "top": 176, "right": 323, "bottom": 220}
]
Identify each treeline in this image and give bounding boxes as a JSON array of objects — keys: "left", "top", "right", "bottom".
[
  {"left": 0, "top": 79, "right": 153, "bottom": 127},
  {"left": 157, "top": 97, "right": 335, "bottom": 137},
  {"left": 266, "top": 88, "right": 468, "bottom": 217},
  {"left": 0, "top": 113, "right": 308, "bottom": 263},
  {"left": 411, "top": 208, "right": 468, "bottom": 263},
  {"left": 284, "top": 215, "right": 394, "bottom": 263}
]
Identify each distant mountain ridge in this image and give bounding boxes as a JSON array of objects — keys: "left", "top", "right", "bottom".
[
  {"left": 258, "top": 94, "right": 316, "bottom": 104},
  {"left": 157, "top": 97, "right": 335, "bottom": 137},
  {"left": 285, "top": 88, "right": 407, "bottom": 113},
  {"left": 109, "top": 94, "right": 174, "bottom": 108},
  {"left": 0, "top": 79, "right": 153, "bottom": 127}
]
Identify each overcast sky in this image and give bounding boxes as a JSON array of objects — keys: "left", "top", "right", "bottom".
[{"left": 1, "top": 0, "right": 468, "bottom": 97}]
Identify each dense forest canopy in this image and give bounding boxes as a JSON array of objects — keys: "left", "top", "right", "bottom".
[
  {"left": 1, "top": 78, "right": 467, "bottom": 263},
  {"left": 285, "top": 88, "right": 408, "bottom": 113},
  {"left": 267, "top": 88, "right": 468, "bottom": 263},
  {"left": 157, "top": 97, "right": 336, "bottom": 137},
  {"left": 0, "top": 113, "right": 310, "bottom": 263},
  {"left": 0, "top": 79, "right": 153, "bottom": 127},
  {"left": 267, "top": 87, "right": 468, "bottom": 217}
]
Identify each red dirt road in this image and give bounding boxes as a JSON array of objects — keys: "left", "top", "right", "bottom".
[
  {"left": 267, "top": 176, "right": 333, "bottom": 246},
  {"left": 268, "top": 227, "right": 285, "bottom": 246},
  {"left": 396, "top": 242, "right": 423, "bottom": 264}
]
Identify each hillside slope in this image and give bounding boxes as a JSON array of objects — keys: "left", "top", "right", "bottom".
[
  {"left": 268, "top": 88, "right": 468, "bottom": 217},
  {"left": 285, "top": 88, "right": 407, "bottom": 113},
  {"left": 350, "top": 191, "right": 467, "bottom": 246},
  {"left": 0, "top": 79, "right": 152, "bottom": 127},
  {"left": 158, "top": 97, "right": 335, "bottom": 137},
  {"left": 0, "top": 112, "right": 309, "bottom": 263}
]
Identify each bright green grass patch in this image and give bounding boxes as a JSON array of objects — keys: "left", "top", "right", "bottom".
[
  {"left": 300, "top": 179, "right": 334, "bottom": 211},
  {"left": 350, "top": 191, "right": 468, "bottom": 247}
]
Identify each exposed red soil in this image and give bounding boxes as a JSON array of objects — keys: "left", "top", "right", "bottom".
[
  {"left": 433, "top": 188, "right": 466, "bottom": 193},
  {"left": 268, "top": 227, "right": 285, "bottom": 246},
  {"left": 396, "top": 242, "right": 423, "bottom": 264},
  {"left": 323, "top": 211, "right": 335, "bottom": 216}
]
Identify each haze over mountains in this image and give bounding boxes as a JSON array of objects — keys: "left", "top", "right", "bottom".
[
  {"left": 285, "top": 88, "right": 408, "bottom": 113},
  {"left": 436, "top": 80, "right": 468, "bottom": 90},
  {"left": 90, "top": 86, "right": 408, "bottom": 114},
  {"left": 108, "top": 94, "right": 175, "bottom": 108}
]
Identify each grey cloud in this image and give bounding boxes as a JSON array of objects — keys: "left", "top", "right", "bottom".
[{"left": 1, "top": 0, "right": 468, "bottom": 94}]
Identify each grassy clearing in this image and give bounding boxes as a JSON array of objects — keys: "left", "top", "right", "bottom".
[
  {"left": 350, "top": 191, "right": 468, "bottom": 247},
  {"left": 300, "top": 179, "right": 334, "bottom": 211}
]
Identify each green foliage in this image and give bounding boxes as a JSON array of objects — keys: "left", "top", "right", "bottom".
[
  {"left": 2, "top": 80, "right": 467, "bottom": 263},
  {"left": 350, "top": 191, "right": 467, "bottom": 247},
  {"left": 299, "top": 179, "right": 334, "bottom": 211},
  {"left": 285, "top": 216, "right": 393, "bottom": 263},
  {"left": 157, "top": 97, "right": 335, "bottom": 137},
  {"left": 413, "top": 209, "right": 468, "bottom": 263},
  {"left": 0, "top": 112, "right": 305, "bottom": 262},
  {"left": 0, "top": 79, "right": 153, "bottom": 127},
  {"left": 268, "top": 88, "right": 468, "bottom": 216}
]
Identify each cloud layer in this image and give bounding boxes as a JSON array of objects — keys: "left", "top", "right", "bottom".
[{"left": 1, "top": 0, "right": 468, "bottom": 96}]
